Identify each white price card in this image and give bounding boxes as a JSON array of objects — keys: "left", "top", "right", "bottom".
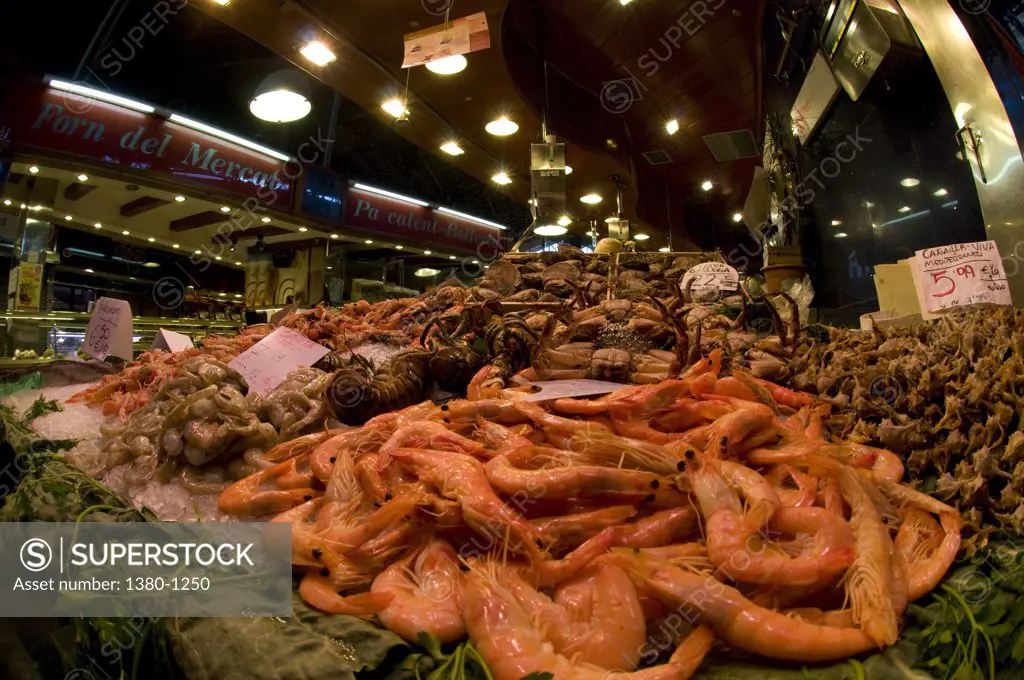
[
  {"left": 522, "top": 379, "right": 626, "bottom": 402},
  {"left": 915, "top": 240, "right": 1011, "bottom": 313},
  {"left": 228, "top": 327, "right": 330, "bottom": 396},
  {"left": 84, "top": 297, "right": 133, "bottom": 361},
  {"left": 150, "top": 329, "right": 194, "bottom": 353},
  {"left": 681, "top": 262, "right": 740, "bottom": 294}
]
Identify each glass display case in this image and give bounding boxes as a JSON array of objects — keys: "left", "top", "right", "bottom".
[{"left": 1, "top": 312, "right": 242, "bottom": 360}]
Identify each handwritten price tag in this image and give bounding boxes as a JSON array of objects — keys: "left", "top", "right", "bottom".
[
  {"left": 915, "top": 240, "right": 1011, "bottom": 313},
  {"left": 681, "top": 262, "right": 740, "bottom": 294},
  {"left": 84, "top": 297, "right": 133, "bottom": 361},
  {"left": 228, "top": 327, "right": 330, "bottom": 396}
]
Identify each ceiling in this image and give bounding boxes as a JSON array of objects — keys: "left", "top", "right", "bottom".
[{"left": 193, "top": 0, "right": 767, "bottom": 250}]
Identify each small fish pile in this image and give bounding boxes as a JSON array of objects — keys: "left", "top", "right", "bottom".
[
  {"left": 219, "top": 349, "right": 960, "bottom": 678},
  {"left": 788, "top": 306, "right": 1024, "bottom": 546},
  {"left": 74, "top": 357, "right": 338, "bottom": 493}
]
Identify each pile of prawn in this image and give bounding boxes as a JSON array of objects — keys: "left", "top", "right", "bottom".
[
  {"left": 68, "top": 326, "right": 271, "bottom": 419},
  {"left": 218, "top": 348, "right": 962, "bottom": 678}
]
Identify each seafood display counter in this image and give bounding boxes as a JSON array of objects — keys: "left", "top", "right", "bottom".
[
  {"left": 2, "top": 311, "right": 242, "bottom": 359},
  {"left": 1, "top": 246, "right": 1020, "bottom": 680}
]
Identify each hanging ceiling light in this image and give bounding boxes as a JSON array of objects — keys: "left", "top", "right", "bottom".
[
  {"left": 535, "top": 224, "right": 568, "bottom": 236},
  {"left": 381, "top": 98, "right": 409, "bottom": 118},
  {"left": 485, "top": 116, "right": 519, "bottom": 136},
  {"left": 250, "top": 70, "right": 312, "bottom": 123},
  {"left": 426, "top": 54, "right": 468, "bottom": 75}
]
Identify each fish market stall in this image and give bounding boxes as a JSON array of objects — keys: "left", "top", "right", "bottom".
[{"left": 1, "top": 250, "right": 1021, "bottom": 680}]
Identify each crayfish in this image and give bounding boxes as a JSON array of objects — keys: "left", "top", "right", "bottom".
[
  {"left": 419, "top": 316, "right": 485, "bottom": 393},
  {"left": 326, "top": 349, "right": 433, "bottom": 425}
]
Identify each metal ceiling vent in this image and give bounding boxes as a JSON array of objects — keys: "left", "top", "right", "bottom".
[
  {"left": 702, "top": 129, "right": 760, "bottom": 162},
  {"left": 642, "top": 149, "right": 673, "bottom": 165}
]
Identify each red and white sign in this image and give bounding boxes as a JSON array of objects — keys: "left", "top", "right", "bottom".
[
  {"left": 0, "top": 81, "right": 294, "bottom": 205},
  {"left": 915, "top": 240, "right": 1011, "bottom": 312},
  {"left": 345, "top": 186, "right": 509, "bottom": 255}
]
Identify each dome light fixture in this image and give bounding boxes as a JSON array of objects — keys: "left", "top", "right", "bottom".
[
  {"left": 250, "top": 70, "right": 312, "bottom": 124},
  {"left": 28, "top": 166, "right": 39, "bottom": 174},
  {"left": 485, "top": 116, "right": 519, "bottom": 136},
  {"left": 77, "top": 174, "right": 89, "bottom": 182},
  {"left": 580, "top": 193, "right": 602, "bottom": 204},
  {"left": 535, "top": 224, "right": 568, "bottom": 237},
  {"left": 415, "top": 268, "right": 441, "bottom": 277},
  {"left": 900, "top": 177, "right": 920, "bottom": 188},
  {"left": 426, "top": 54, "right": 467, "bottom": 75},
  {"left": 666, "top": 119, "right": 680, "bottom": 135},
  {"left": 634, "top": 233, "right": 650, "bottom": 241}
]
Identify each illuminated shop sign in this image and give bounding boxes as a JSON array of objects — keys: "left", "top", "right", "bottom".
[{"left": 0, "top": 82, "right": 294, "bottom": 207}]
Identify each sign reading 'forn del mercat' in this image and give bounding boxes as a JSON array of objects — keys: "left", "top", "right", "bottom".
[
  {"left": 345, "top": 186, "right": 510, "bottom": 255},
  {"left": 0, "top": 81, "right": 293, "bottom": 204}
]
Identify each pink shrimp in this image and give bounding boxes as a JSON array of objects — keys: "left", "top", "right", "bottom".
[
  {"left": 390, "top": 447, "right": 547, "bottom": 564},
  {"left": 372, "top": 539, "right": 465, "bottom": 643}
]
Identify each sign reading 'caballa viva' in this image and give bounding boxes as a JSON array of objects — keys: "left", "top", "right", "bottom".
[
  {"left": 0, "top": 81, "right": 293, "bottom": 205},
  {"left": 344, "top": 187, "right": 509, "bottom": 255}
]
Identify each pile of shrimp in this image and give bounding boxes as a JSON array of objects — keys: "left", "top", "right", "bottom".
[
  {"left": 68, "top": 327, "right": 270, "bottom": 419},
  {"left": 218, "top": 347, "right": 962, "bottom": 679}
]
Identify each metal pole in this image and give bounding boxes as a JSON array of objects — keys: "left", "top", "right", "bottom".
[{"left": 73, "top": 0, "right": 131, "bottom": 81}]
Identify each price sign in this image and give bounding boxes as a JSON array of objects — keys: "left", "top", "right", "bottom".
[
  {"left": 150, "top": 329, "right": 194, "bottom": 353},
  {"left": 681, "top": 262, "right": 740, "bottom": 294},
  {"left": 228, "top": 327, "right": 330, "bottom": 395},
  {"left": 521, "top": 379, "right": 626, "bottom": 402},
  {"left": 83, "top": 297, "right": 133, "bottom": 361},
  {"left": 915, "top": 240, "right": 1011, "bottom": 313}
]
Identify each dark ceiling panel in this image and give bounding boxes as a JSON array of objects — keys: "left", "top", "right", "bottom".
[{"left": 120, "top": 196, "right": 171, "bottom": 217}]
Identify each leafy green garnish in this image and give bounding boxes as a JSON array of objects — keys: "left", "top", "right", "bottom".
[{"left": 23, "top": 394, "right": 61, "bottom": 421}]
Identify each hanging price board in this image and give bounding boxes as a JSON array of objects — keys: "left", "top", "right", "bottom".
[
  {"left": 681, "top": 262, "right": 740, "bottom": 294},
  {"left": 915, "top": 240, "right": 1011, "bottom": 313},
  {"left": 228, "top": 327, "right": 330, "bottom": 395},
  {"left": 84, "top": 297, "right": 133, "bottom": 361}
]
